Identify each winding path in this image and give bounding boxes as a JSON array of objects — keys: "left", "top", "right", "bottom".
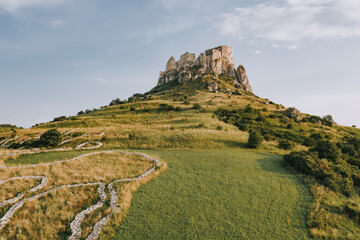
[{"left": 0, "top": 150, "right": 161, "bottom": 240}]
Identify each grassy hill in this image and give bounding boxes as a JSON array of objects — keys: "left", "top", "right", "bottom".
[{"left": 1, "top": 74, "right": 360, "bottom": 239}]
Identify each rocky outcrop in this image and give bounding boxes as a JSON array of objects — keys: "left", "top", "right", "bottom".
[
  {"left": 166, "top": 56, "right": 176, "bottom": 71},
  {"left": 207, "top": 81, "right": 218, "bottom": 92},
  {"left": 236, "top": 65, "right": 252, "bottom": 92},
  {"left": 285, "top": 107, "right": 302, "bottom": 120},
  {"left": 157, "top": 45, "right": 252, "bottom": 92}
]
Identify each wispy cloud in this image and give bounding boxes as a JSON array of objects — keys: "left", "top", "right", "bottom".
[
  {"left": 0, "top": 0, "right": 70, "bottom": 14},
  {"left": 216, "top": 0, "right": 360, "bottom": 45},
  {"left": 160, "top": 0, "right": 178, "bottom": 9},
  {"left": 50, "top": 18, "right": 66, "bottom": 27}
]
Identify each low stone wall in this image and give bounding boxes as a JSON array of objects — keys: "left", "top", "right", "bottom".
[{"left": 0, "top": 150, "right": 162, "bottom": 240}]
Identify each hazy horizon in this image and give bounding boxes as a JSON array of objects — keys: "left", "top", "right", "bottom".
[{"left": 1, "top": 0, "right": 359, "bottom": 128}]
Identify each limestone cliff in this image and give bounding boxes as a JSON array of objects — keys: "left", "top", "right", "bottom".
[{"left": 157, "top": 46, "right": 252, "bottom": 92}]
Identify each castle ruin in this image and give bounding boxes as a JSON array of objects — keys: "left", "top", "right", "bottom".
[{"left": 157, "top": 46, "right": 252, "bottom": 92}]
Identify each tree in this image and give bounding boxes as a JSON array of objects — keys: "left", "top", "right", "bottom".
[
  {"left": 39, "top": 129, "right": 62, "bottom": 147},
  {"left": 323, "top": 115, "right": 335, "bottom": 127},
  {"left": 246, "top": 129, "right": 263, "bottom": 148}
]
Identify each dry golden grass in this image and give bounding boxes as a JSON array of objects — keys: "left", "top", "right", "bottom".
[
  {"left": 2, "top": 186, "right": 99, "bottom": 240},
  {"left": 0, "top": 152, "right": 153, "bottom": 190},
  {"left": 0, "top": 178, "right": 40, "bottom": 202},
  {"left": 0, "top": 151, "right": 165, "bottom": 239}
]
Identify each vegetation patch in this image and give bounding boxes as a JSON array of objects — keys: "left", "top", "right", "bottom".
[
  {"left": 0, "top": 151, "right": 163, "bottom": 239},
  {"left": 114, "top": 150, "right": 311, "bottom": 239}
]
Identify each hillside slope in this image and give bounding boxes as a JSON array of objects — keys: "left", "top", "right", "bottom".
[{"left": 1, "top": 74, "right": 360, "bottom": 239}]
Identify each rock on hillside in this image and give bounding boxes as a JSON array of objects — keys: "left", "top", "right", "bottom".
[{"left": 157, "top": 46, "right": 252, "bottom": 92}]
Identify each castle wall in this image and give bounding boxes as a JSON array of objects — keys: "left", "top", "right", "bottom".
[{"left": 157, "top": 45, "right": 252, "bottom": 92}]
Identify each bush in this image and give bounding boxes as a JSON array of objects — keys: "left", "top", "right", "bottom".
[
  {"left": 216, "top": 125, "right": 223, "bottom": 130},
  {"left": 284, "top": 151, "right": 319, "bottom": 175},
  {"left": 38, "top": 129, "right": 62, "bottom": 147},
  {"left": 129, "top": 133, "right": 136, "bottom": 140},
  {"left": 183, "top": 95, "right": 190, "bottom": 105},
  {"left": 77, "top": 111, "right": 84, "bottom": 115},
  {"left": 246, "top": 130, "right": 263, "bottom": 148},
  {"left": 344, "top": 201, "right": 360, "bottom": 223},
  {"left": 159, "top": 104, "right": 175, "bottom": 111},
  {"left": 323, "top": 115, "right": 335, "bottom": 127},
  {"left": 233, "top": 89, "right": 241, "bottom": 95},
  {"left": 310, "top": 140, "right": 341, "bottom": 162},
  {"left": 303, "top": 137, "right": 316, "bottom": 147},
  {"left": 130, "top": 107, "right": 136, "bottom": 111},
  {"left": 72, "top": 132, "right": 83, "bottom": 138},
  {"left": 192, "top": 103, "right": 202, "bottom": 110},
  {"left": 278, "top": 140, "right": 295, "bottom": 150},
  {"left": 53, "top": 116, "right": 67, "bottom": 122}
]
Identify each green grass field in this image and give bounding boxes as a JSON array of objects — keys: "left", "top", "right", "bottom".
[{"left": 113, "top": 150, "right": 311, "bottom": 239}]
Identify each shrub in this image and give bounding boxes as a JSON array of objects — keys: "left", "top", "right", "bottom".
[
  {"left": 310, "top": 133, "right": 324, "bottom": 140},
  {"left": 77, "top": 111, "right": 84, "bottom": 115},
  {"left": 233, "top": 89, "right": 241, "bottom": 95},
  {"left": 183, "top": 95, "right": 190, "bottom": 105},
  {"left": 310, "top": 140, "right": 341, "bottom": 162},
  {"left": 129, "top": 133, "right": 136, "bottom": 140},
  {"left": 303, "top": 137, "right": 316, "bottom": 147},
  {"left": 72, "top": 132, "right": 83, "bottom": 138},
  {"left": 53, "top": 116, "right": 67, "bottom": 122},
  {"left": 278, "top": 140, "right": 295, "bottom": 150},
  {"left": 130, "top": 107, "right": 136, "bottom": 111},
  {"left": 263, "top": 134, "right": 274, "bottom": 141},
  {"left": 344, "top": 201, "right": 360, "bottom": 223},
  {"left": 348, "top": 158, "right": 360, "bottom": 168},
  {"left": 192, "top": 103, "right": 202, "bottom": 110},
  {"left": 216, "top": 125, "right": 223, "bottom": 130},
  {"left": 284, "top": 151, "right": 319, "bottom": 175},
  {"left": 39, "top": 129, "right": 62, "bottom": 147},
  {"left": 159, "top": 104, "right": 175, "bottom": 111},
  {"left": 246, "top": 130, "right": 263, "bottom": 149},
  {"left": 323, "top": 115, "right": 335, "bottom": 127}
]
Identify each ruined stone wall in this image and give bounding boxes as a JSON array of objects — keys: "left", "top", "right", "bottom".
[{"left": 157, "top": 45, "right": 252, "bottom": 92}]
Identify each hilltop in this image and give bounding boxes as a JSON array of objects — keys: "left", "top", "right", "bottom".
[
  {"left": 1, "top": 46, "right": 360, "bottom": 239},
  {"left": 157, "top": 45, "right": 252, "bottom": 92}
]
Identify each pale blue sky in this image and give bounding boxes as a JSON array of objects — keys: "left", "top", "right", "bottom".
[{"left": 0, "top": 0, "right": 359, "bottom": 128}]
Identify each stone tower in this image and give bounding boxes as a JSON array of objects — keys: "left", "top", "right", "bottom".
[{"left": 157, "top": 45, "right": 252, "bottom": 92}]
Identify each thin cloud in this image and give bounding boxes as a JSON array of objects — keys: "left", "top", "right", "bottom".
[
  {"left": 50, "top": 18, "right": 67, "bottom": 27},
  {"left": 0, "top": 0, "right": 70, "bottom": 13},
  {"left": 216, "top": 0, "right": 360, "bottom": 43}
]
